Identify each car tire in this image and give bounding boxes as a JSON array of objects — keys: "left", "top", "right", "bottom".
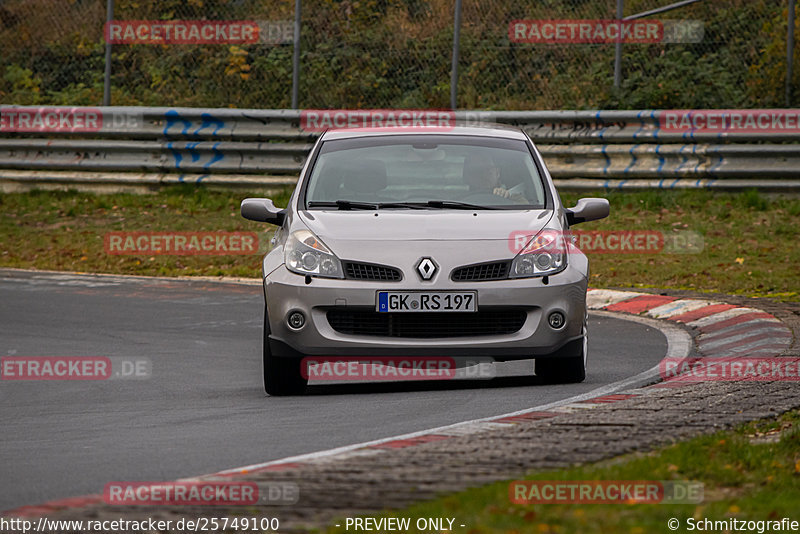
[
  {"left": 263, "top": 306, "right": 307, "bottom": 396},
  {"left": 535, "top": 321, "right": 588, "bottom": 384}
]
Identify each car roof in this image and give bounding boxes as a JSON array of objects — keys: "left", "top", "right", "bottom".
[{"left": 320, "top": 123, "right": 529, "bottom": 141}]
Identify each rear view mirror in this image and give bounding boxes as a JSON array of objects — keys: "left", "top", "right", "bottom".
[
  {"left": 241, "top": 198, "right": 286, "bottom": 225},
  {"left": 565, "top": 198, "right": 610, "bottom": 226}
]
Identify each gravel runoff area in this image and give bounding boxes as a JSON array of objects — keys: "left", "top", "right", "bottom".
[{"left": 4, "top": 288, "right": 799, "bottom": 534}]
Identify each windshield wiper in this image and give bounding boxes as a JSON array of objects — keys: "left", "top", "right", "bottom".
[
  {"left": 307, "top": 200, "right": 378, "bottom": 210},
  {"left": 374, "top": 202, "right": 429, "bottom": 210},
  {"left": 376, "top": 201, "right": 489, "bottom": 210},
  {"left": 425, "top": 200, "right": 500, "bottom": 210},
  {"left": 307, "top": 200, "right": 500, "bottom": 210},
  {"left": 307, "top": 200, "right": 429, "bottom": 210}
]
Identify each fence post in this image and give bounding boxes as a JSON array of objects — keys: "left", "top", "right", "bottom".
[
  {"left": 450, "top": 0, "right": 462, "bottom": 110},
  {"left": 788, "top": 0, "right": 796, "bottom": 106},
  {"left": 291, "top": 0, "right": 301, "bottom": 109},
  {"left": 613, "top": 0, "right": 624, "bottom": 88},
  {"left": 102, "top": 0, "right": 113, "bottom": 106}
]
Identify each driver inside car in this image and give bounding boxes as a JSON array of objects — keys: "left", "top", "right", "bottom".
[{"left": 462, "top": 154, "right": 529, "bottom": 204}]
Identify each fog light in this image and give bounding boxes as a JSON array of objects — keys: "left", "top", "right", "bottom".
[
  {"left": 548, "top": 311, "right": 566, "bottom": 330},
  {"left": 287, "top": 311, "right": 306, "bottom": 330}
]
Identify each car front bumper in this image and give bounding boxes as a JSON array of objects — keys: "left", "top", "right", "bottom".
[{"left": 264, "top": 259, "right": 588, "bottom": 361}]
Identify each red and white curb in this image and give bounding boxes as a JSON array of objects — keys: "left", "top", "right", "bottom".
[
  {"left": 4, "top": 289, "right": 794, "bottom": 518},
  {"left": 591, "top": 289, "right": 793, "bottom": 358}
]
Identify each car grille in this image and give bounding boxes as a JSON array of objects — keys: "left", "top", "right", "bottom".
[
  {"left": 451, "top": 261, "right": 510, "bottom": 281},
  {"left": 343, "top": 261, "right": 402, "bottom": 281},
  {"left": 326, "top": 309, "right": 526, "bottom": 338}
]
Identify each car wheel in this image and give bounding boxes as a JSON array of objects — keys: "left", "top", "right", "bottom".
[
  {"left": 535, "top": 320, "right": 588, "bottom": 384},
  {"left": 263, "top": 306, "right": 307, "bottom": 396}
]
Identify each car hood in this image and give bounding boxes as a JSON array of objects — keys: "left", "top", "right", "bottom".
[
  {"left": 293, "top": 209, "right": 556, "bottom": 268},
  {"left": 299, "top": 209, "right": 554, "bottom": 243}
]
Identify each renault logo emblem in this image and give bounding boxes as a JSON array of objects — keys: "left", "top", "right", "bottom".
[{"left": 415, "top": 257, "right": 438, "bottom": 280}]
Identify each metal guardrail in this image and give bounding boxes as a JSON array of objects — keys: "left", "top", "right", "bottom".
[{"left": 1, "top": 106, "right": 799, "bottom": 191}]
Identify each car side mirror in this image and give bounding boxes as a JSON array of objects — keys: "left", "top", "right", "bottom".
[
  {"left": 565, "top": 198, "right": 610, "bottom": 226},
  {"left": 241, "top": 198, "right": 286, "bottom": 225}
]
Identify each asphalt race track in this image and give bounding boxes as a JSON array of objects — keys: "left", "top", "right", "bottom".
[{"left": 0, "top": 271, "right": 667, "bottom": 512}]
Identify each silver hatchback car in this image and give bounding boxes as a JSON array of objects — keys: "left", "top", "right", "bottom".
[{"left": 242, "top": 125, "right": 609, "bottom": 395}]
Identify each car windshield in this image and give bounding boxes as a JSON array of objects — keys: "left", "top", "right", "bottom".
[{"left": 304, "top": 135, "right": 547, "bottom": 209}]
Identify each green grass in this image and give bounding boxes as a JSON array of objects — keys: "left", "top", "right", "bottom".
[
  {"left": 559, "top": 189, "right": 800, "bottom": 302},
  {"left": 0, "top": 186, "right": 292, "bottom": 278},
  {"left": 0, "top": 187, "right": 798, "bottom": 300},
  {"left": 322, "top": 410, "right": 800, "bottom": 534}
]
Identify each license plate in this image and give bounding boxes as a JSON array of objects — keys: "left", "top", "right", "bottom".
[{"left": 376, "top": 291, "right": 477, "bottom": 312}]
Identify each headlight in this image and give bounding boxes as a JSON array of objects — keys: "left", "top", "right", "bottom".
[
  {"left": 284, "top": 230, "right": 344, "bottom": 278},
  {"left": 509, "top": 229, "right": 568, "bottom": 278}
]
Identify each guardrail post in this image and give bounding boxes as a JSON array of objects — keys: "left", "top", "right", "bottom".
[
  {"left": 613, "top": 0, "right": 624, "bottom": 89},
  {"left": 103, "top": 0, "right": 114, "bottom": 106},
  {"left": 291, "top": 0, "right": 301, "bottom": 109},
  {"left": 788, "top": 0, "right": 796, "bottom": 106},
  {"left": 450, "top": 0, "right": 462, "bottom": 110}
]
